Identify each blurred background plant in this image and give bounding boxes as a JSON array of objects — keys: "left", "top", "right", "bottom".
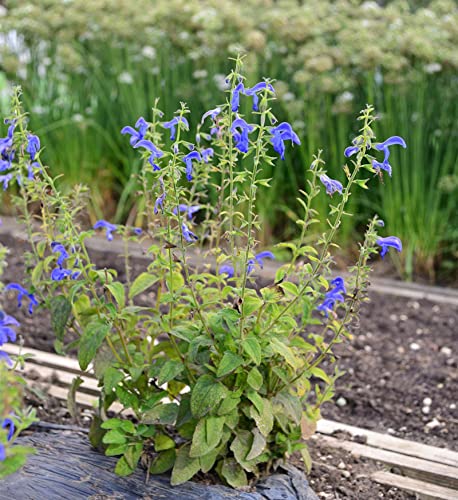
[{"left": 0, "top": 0, "right": 456, "bottom": 282}]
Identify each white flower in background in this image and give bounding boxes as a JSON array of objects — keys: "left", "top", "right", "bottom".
[
  {"left": 336, "top": 91, "right": 354, "bottom": 104},
  {"left": 118, "top": 72, "right": 133, "bottom": 84},
  {"left": 283, "top": 92, "right": 295, "bottom": 102},
  {"left": 193, "top": 69, "right": 208, "bottom": 80},
  {"left": 0, "top": 6, "right": 7, "bottom": 17},
  {"left": 72, "top": 114, "right": 84, "bottom": 123},
  {"left": 424, "top": 62, "right": 442, "bottom": 74},
  {"left": 141, "top": 46, "right": 156, "bottom": 60}
]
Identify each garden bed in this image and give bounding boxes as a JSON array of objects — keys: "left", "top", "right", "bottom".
[{"left": 1, "top": 228, "right": 457, "bottom": 498}]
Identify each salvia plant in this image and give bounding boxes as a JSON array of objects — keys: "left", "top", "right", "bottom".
[
  {"left": 0, "top": 58, "right": 405, "bottom": 486},
  {"left": 0, "top": 242, "right": 37, "bottom": 477}
]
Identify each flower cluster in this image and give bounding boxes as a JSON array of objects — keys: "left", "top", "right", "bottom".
[
  {"left": 50, "top": 242, "right": 80, "bottom": 281},
  {"left": 0, "top": 417, "right": 15, "bottom": 461}
]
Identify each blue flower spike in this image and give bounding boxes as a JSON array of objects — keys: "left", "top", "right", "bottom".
[
  {"left": 183, "top": 151, "right": 202, "bottom": 181},
  {"left": 94, "top": 220, "right": 117, "bottom": 241},
  {"left": 317, "top": 276, "right": 346, "bottom": 317},
  {"left": 0, "top": 416, "right": 15, "bottom": 461},
  {"left": 121, "top": 117, "right": 148, "bottom": 146},
  {"left": 26, "top": 134, "right": 40, "bottom": 161},
  {"left": 219, "top": 264, "right": 235, "bottom": 278},
  {"left": 201, "top": 107, "right": 221, "bottom": 123},
  {"left": 344, "top": 145, "right": 359, "bottom": 158},
  {"left": 181, "top": 223, "right": 198, "bottom": 243},
  {"left": 0, "top": 121, "right": 15, "bottom": 156},
  {"left": 270, "top": 122, "right": 301, "bottom": 160},
  {"left": 231, "top": 82, "right": 245, "bottom": 113},
  {"left": 134, "top": 139, "right": 164, "bottom": 171},
  {"left": 162, "top": 116, "right": 189, "bottom": 141},
  {"left": 320, "top": 174, "right": 343, "bottom": 196},
  {"left": 201, "top": 148, "right": 214, "bottom": 163},
  {"left": 372, "top": 136, "right": 407, "bottom": 176},
  {"left": 231, "top": 117, "right": 254, "bottom": 153},
  {"left": 173, "top": 204, "right": 200, "bottom": 220},
  {"left": 244, "top": 82, "right": 275, "bottom": 111},
  {"left": 4, "top": 283, "right": 38, "bottom": 314},
  {"left": 376, "top": 236, "right": 402, "bottom": 258}
]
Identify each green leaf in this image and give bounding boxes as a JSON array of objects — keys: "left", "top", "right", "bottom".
[
  {"left": 242, "top": 295, "right": 263, "bottom": 316},
  {"left": 114, "top": 455, "right": 136, "bottom": 476},
  {"left": 104, "top": 367, "right": 124, "bottom": 393},
  {"left": 154, "top": 434, "right": 175, "bottom": 452},
  {"left": 67, "top": 376, "right": 83, "bottom": 419},
  {"left": 270, "top": 337, "right": 301, "bottom": 370},
  {"left": 300, "top": 445, "right": 312, "bottom": 473},
  {"left": 78, "top": 319, "right": 110, "bottom": 371},
  {"left": 190, "top": 416, "right": 225, "bottom": 458},
  {"left": 171, "top": 444, "right": 201, "bottom": 485},
  {"left": 50, "top": 295, "right": 72, "bottom": 342},
  {"left": 216, "top": 352, "right": 244, "bottom": 378},
  {"left": 106, "top": 282, "right": 125, "bottom": 308},
  {"left": 150, "top": 449, "right": 176, "bottom": 474},
  {"left": 106, "top": 443, "right": 128, "bottom": 456},
  {"left": 199, "top": 449, "right": 219, "bottom": 473},
  {"left": 229, "top": 431, "right": 257, "bottom": 472},
  {"left": 310, "top": 366, "right": 331, "bottom": 384},
  {"left": 247, "top": 367, "right": 263, "bottom": 391},
  {"left": 142, "top": 403, "right": 179, "bottom": 425},
  {"left": 191, "top": 375, "right": 227, "bottom": 418},
  {"left": 157, "top": 360, "right": 185, "bottom": 385},
  {"left": 165, "top": 271, "right": 185, "bottom": 292},
  {"left": 241, "top": 337, "right": 261, "bottom": 365},
  {"left": 221, "top": 458, "right": 248, "bottom": 487},
  {"left": 249, "top": 398, "right": 274, "bottom": 437},
  {"left": 103, "top": 429, "right": 127, "bottom": 445},
  {"left": 279, "top": 282, "right": 299, "bottom": 296},
  {"left": 124, "top": 443, "right": 143, "bottom": 469},
  {"left": 246, "top": 428, "right": 266, "bottom": 461},
  {"left": 129, "top": 272, "right": 158, "bottom": 299},
  {"left": 217, "top": 393, "right": 241, "bottom": 416}
]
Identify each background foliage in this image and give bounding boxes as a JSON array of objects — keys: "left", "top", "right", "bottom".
[{"left": 0, "top": 0, "right": 457, "bottom": 280}]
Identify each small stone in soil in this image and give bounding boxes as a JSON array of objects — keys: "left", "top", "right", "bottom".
[
  {"left": 425, "top": 418, "right": 441, "bottom": 430},
  {"left": 440, "top": 346, "right": 452, "bottom": 356},
  {"left": 422, "top": 406, "right": 430, "bottom": 415},
  {"left": 410, "top": 342, "right": 420, "bottom": 351},
  {"left": 336, "top": 397, "right": 347, "bottom": 407},
  {"left": 423, "top": 397, "right": 432, "bottom": 406},
  {"left": 450, "top": 403, "right": 456, "bottom": 410}
]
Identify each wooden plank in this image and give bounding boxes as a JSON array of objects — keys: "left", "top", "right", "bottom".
[
  {"left": 317, "top": 419, "right": 458, "bottom": 468},
  {"left": 319, "top": 435, "right": 458, "bottom": 489},
  {"left": 3, "top": 343, "right": 95, "bottom": 377},
  {"left": 18, "top": 363, "right": 100, "bottom": 394},
  {"left": 371, "top": 471, "right": 458, "bottom": 500}
]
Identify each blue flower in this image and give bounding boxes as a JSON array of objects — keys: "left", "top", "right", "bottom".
[
  {"left": 231, "top": 82, "right": 245, "bottom": 112},
  {"left": 376, "top": 236, "right": 402, "bottom": 258},
  {"left": 320, "top": 174, "right": 343, "bottom": 195},
  {"left": 344, "top": 145, "right": 359, "bottom": 158},
  {"left": 51, "top": 242, "right": 69, "bottom": 267},
  {"left": 183, "top": 151, "right": 202, "bottom": 181},
  {"left": 219, "top": 264, "right": 235, "bottom": 278},
  {"left": 244, "top": 82, "right": 275, "bottom": 111},
  {"left": 5, "top": 283, "right": 38, "bottom": 314},
  {"left": 201, "top": 107, "right": 221, "bottom": 123},
  {"left": 201, "top": 148, "right": 214, "bottom": 163},
  {"left": 0, "top": 310, "right": 19, "bottom": 347},
  {"left": 0, "top": 173, "right": 13, "bottom": 190},
  {"left": 121, "top": 117, "right": 148, "bottom": 146},
  {"left": 270, "top": 122, "right": 301, "bottom": 160},
  {"left": 133, "top": 227, "right": 142, "bottom": 235},
  {"left": 247, "top": 251, "right": 275, "bottom": 273},
  {"left": 26, "top": 134, "right": 40, "bottom": 161},
  {"left": 0, "top": 122, "right": 15, "bottom": 156},
  {"left": 0, "top": 416, "right": 15, "bottom": 461},
  {"left": 181, "top": 223, "right": 198, "bottom": 243},
  {"left": 162, "top": 116, "right": 189, "bottom": 141},
  {"left": 0, "top": 350, "right": 13, "bottom": 367},
  {"left": 317, "top": 276, "right": 346, "bottom": 316},
  {"left": 134, "top": 139, "right": 164, "bottom": 171},
  {"left": 372, "top": 136, "right": 407, "bottom": 176},
  {"left": 231, "top": 117, "right": 254, "bottom": 153},
  {"left": 154, "top": 193, "right": 166, "bottom": 214},
  {"left": 51, "top": 268, "right": 80, "bottom": 281},
  {"left": 173, "top": 204, "right": 200, "bottom": 220},
  {"left": 94, "top": 220, "right": 117, "bottom": 241}
]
